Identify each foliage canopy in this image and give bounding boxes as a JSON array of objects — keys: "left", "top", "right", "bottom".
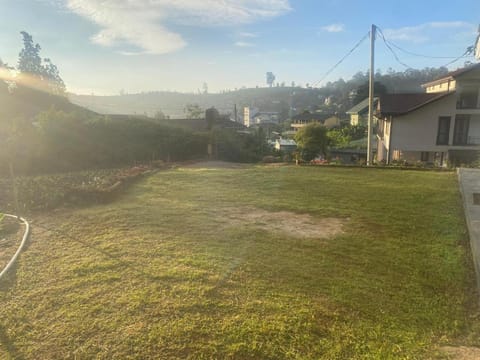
[{"left": 294, "top": 123, "right": 329, "bottom": 161}]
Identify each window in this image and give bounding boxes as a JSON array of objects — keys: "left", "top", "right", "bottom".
[
  {"left": 453, "top": 115, "right": 470, "bottom": 145},
  {"left": 436, "top": 117, "right": 450, "bottom": 145},
  {"left": 457, "top": 87, "right": 479, "bottom": 109},
  {"left": 421, "top": 152, "right": 429, "bottom": 162}
]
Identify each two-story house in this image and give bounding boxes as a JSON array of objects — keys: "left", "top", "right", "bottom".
[{"left": 376, "top": 63, "right": 480, "bottom": 166}]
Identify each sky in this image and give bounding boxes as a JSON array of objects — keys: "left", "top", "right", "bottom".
[{"left": 0, "top": 0, "right": 479, "bottom": 95}]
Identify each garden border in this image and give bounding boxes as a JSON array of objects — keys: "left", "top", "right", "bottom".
[{"left": 0, "top": 214, "right": 30, "bottom": 281}]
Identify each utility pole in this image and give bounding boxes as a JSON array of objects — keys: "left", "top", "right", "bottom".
[
  {"left": 367, "top": 24, "right": 376, "bottom": 166},
  {"left": 474, "top": 24, "right": 480, "bottom": 60}
]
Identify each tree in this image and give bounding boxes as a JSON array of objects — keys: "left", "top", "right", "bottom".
[
  {"left": 42, "top": 58, "right": 66, "bottom": 94},
  {"left": 18, "top": 31, "right": 43, "bottom": 75},
  {"left": 266, "top": 72, "right": 275, "bottom": 87},
  {"left": 154, "top": 110, "right": 169, "bottom": 120},
  {"left": 294, "top": 123, "right": 328, "bottom": 161},
  {"left": 354, "top": 81, "right": 387, "bottom": 104},
  {"left": 205, "top": 107, "right": 219, "bottom": 130},
  {"left": 17, "top": 31, "right": 66, "bottom": 95},
  {"left": 184, "top": 103, "right": 203, "bottom": 119}
]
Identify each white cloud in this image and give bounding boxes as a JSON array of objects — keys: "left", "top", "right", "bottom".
[
  {"left": 235, "top": 41, "right": 255, "bottom": 47},
  {"left": 238, "top": 31, "right": 258, "bottom": 38},
  {"left": 59, "top": 0, "right": 291, "bottom": 55},
  {"left": 382, "top": 21, "right": 475, "bottom": 43},
  {"left": 321, "top": 23, "right": 345, "bottom": 33}
]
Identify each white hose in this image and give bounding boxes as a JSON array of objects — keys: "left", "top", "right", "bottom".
[{"left": 0, "top": 214, "right": 30, "bottom": 281}]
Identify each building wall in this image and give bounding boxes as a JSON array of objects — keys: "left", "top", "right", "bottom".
[
  {"left": 350, "top": 114, "right": 359, "bottom": 126},
  {"left": 243, "top": 107, "right": 250, "bottom": 127},
  {"left": 425, "top": 80, "right": 456, "bottom": 93},
  {"left": 386, "top": 95, "right": 480, "bottom": 165},
  {"left": 390, "top": 94, "right": 457, "bottom": 153}
]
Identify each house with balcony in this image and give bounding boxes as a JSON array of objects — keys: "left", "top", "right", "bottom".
[
  {"left": 376, "top": 63, "right": 480, "bottom": 166},
  {"left": 290, "top": 111, "right": 340, "bottom": 132}
]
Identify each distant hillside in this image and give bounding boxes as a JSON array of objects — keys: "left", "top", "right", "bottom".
[
  {"left": 69, "top": 87, "right": 323, "bottom": 120},
  {"left": 0, "top": 81, "right": 94, "bottom": 121},
  {"left": 69, "top": 66, "right": 451, "bottom": 120}
]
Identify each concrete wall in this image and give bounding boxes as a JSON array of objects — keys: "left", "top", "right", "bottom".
[{"left": 390, "top": 94, "right": 457, "bottom": 153}]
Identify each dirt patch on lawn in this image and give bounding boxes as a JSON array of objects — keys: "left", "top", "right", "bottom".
[
  {"left": 441, "top": 346, "right": 480, "bottom": 360},
  {"left": 221, "top": 207, "right": 344, "bottom": 239}
]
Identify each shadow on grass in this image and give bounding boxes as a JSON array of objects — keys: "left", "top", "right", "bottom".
[
  {"left": 0, "top": 219, "right": 32, "bottom": 291},
  {"left": 0, "top": 324, "right": 25, "bottom": 360},
  {"left": 32, "top": 221, "right": 168, "bottom": 283},
  {"left": 0, "top": 262, "right": 20, "bottom": 291}
]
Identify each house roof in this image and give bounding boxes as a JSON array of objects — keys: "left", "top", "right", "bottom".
[
  {"left": 291, "top": 111, "right": 336, "bottom": 121},
  {"left": 346, "top": 97, "right": 379, "bottom": 115},
  {"left": 422, "top": 63, "right": 480, "bottom": 88},
  {"left": 377, "top": 92, "right": 452, "bottom": 116}
]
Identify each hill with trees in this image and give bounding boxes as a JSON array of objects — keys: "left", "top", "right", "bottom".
[{"left": 69, "top": 66, "right": 453, "bottom": 120}]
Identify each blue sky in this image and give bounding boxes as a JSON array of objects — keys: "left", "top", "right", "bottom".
[{"left": 0, "top": 0, "right": 478, "bottom": 94}]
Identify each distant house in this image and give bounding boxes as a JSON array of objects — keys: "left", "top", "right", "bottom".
[
  {"left": 290, "top": 111, "right": 340, "bottom": 132},
  {"left": 376, "top": 63, "right": 480, "bottom": 166},
  {"left": 252, "top": 111, "right": 279, "bottom": 125},
  {"left": 275, "top": 138, "right": 297, "bottom": 152},
  {"left": 243, "top": 107, "right": 279, "bottom": 127},
  {"left": 159, "top": 109, "right": 246, "bottom": 132},
  {"left": 346, "top": 97, "right": 378, "bottom": 126}
]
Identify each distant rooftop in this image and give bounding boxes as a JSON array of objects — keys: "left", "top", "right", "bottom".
[{"left": 346, "top": 97, "right": 379, "bottom": 115}]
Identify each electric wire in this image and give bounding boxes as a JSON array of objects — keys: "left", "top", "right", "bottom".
[
  {"left": 387, "top": 41, "right": 472, "bottom": 59},
  {"left": 376, "top": 26, "right": 475, "bottom": 69},
  {"left": 311, "top": 31, "right": 370, "bottom": 88},
  {"left": 440, "top": 47, "right": 475, "bottom": 68},
  {"left": 376, "top": 27, "right": 413, "bottom": 69}
]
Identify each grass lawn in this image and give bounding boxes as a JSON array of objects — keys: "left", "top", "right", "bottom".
[{"left": 0, "top": 165, "right": 478, "bottom": 359}]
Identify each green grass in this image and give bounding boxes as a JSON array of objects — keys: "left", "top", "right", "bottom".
[{"left": 0, "top": 165, "right": 478, "bottom": 359}]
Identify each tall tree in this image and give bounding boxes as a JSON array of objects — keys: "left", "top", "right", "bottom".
[
  {"left": 17, "top": 31, "right": 66, "bottom": 95},
  {"left": 17, "top": 31, "right": 43, "bottom": 75},
  {"left": 266, "top": 72, "right": 276, "bottom": 87}
]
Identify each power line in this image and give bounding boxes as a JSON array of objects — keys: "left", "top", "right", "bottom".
[
  {"left": 376, "top": 26, "right": 475, "bottom": 69},
  {"left": 376, "top": 27, "right": 413, "bottom": 69},
  {"left": 311, "top": 31, "right": 370, "bottom": 87},
  {"left": 440, "top": 46, "right": 475, "bottom": 68},
  {"left": 387, "top": 41, "right": 472, "bottom": 59}
]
